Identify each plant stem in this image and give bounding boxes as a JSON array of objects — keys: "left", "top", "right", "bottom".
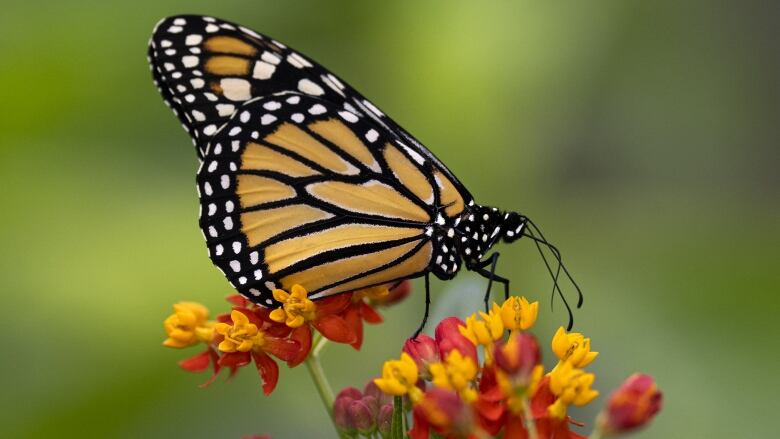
[
  {"left": 523, "top": 398, "right": 539, "bottom": 439},
  {"left": 589, "top": 428, "right": 604, "bottom": 439},
  {"left": 304, "top": 335, "right": 338, "bottom": 433}
]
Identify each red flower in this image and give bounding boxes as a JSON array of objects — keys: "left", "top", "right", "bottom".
[
  {"left": 403, "top": 334, "right": 440, "bottom": 380},
  {"left": 435, "top": 317, "right": 478, "bottom": 364},
  {"left": 212, "top": 308, "right": 300, "bottom": 395},
  {"left": 597, "top": 373, "right": 662, "bottom": 436}
]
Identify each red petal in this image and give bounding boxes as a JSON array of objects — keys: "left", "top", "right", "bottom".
[
  {"left": 199, "top": 347, "right": 223, "bottom": 388},
  {"left": 252, "top": 351, "right": 280, "bottom": 395},
  {"left": 531, "top": 376, "right": 556, "bottom": 419},
  {"left": 360, "top": 301, "right": 384, "bottom": 324},
  {"left": 315, "top": 293, "right": 352, "bottom": 316},
  {"left": 287, "top": 325, "right": 312, "bottom": 367},
  {"left": 178, "top": 349, "right": 211, "bottom": 372},
  {"left": 263, "top": 337, "right": 300, "bottom": 362},
  {"left": 344, "top": 304, "right": 364, "bottom": 350},
  {"left": 474, "top": 397, "right": 504, "bottom": 422},
  {"left": 226, "top": 294, "right": 250, "bottom": 307},
  {"left": 504, "top": 413, "right": 530, "bottom": 439},
  {"left": 408, "top": 408, "right": 431, "bottom": 439},
  {"left": 218, "top": 351, "right": 251, "bottom": 369},
  {"left": 314, "top": 314, "right": 358, "bottom": 344}
]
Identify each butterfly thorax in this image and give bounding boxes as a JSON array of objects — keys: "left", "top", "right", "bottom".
[{"left": 448, "top": 205, "right": 527, "bottom": 270}]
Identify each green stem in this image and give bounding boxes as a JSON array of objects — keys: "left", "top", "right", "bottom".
[
  {"left": 589, "top": 428, "right": 604, "bottom": 439},
  {"left": 523, "top": 398, "right": 539, "bottom": 439},
  {"left": 304, "top": 335, "right": 338, "bottom": 433}
]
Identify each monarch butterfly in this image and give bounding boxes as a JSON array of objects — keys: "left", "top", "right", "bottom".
[{"left": 148, "top": 15, "right": 582, "bottom": 332}]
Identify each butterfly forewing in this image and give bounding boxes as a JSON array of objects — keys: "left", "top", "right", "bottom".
[{"left": 150, "top": 15, "right": 474, "bottom": 306}]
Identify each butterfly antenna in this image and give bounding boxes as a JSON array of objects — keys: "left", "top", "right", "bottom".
[
  {"left": 523, "top": 220, "right": 582, "bottom": 331},
  {"left": 522, "top": 224, "right": 560, "bottom": 308},
  {"left": 526, "top": 218, "right": 584, "bottom": 308}
]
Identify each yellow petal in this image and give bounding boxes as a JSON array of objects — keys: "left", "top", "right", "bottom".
[
  {"left": 269, "top": 308, "right": 286, "bottom": 323},
  {"left": 272, "top": 289, "right": 289, "bottom": 302},
  {"left": 551, "top": 327, "right": 568, "bottom": 359}
]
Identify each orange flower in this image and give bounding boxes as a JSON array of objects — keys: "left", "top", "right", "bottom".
[
  {"left": 213, "top": 308, "right": 300, "bottom": 395},
  {"left": 268, "top": 284, "right": 357, "bottom": 366}
]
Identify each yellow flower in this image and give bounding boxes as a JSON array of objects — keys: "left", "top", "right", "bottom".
[
  {"left": 429, "top": 350, "right": 479, "bottom": 402},
  {"left": 548, "top": 361, "right": 599, "bottom": 419},
  {"left": 458, "top": 309, "right": 504, "bottom": 347},
  {"left": 374, "top": 352, "right": 423, "bottom": 402},
  {"left": 163, "top": 302, "right": 213, "bottom": 348},
  {"left": 551, "top": 326, "right": 599, "bottom": 368},
  {"left": 498, "top": 296, "right": 539, "bottom": 331},
  {"left": 214, "top": 310, "right": 265, "bottom": 353},
  {"left": 269, "top": 284, "right": 317, "bottom": 328}
]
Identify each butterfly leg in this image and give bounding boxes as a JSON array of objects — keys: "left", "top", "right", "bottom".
[
  {"left": 412, "top": 273, "right": 431, "bottom": 339},
  {"left": 473, "top": 253, "right": 510, "bottom": 311}
]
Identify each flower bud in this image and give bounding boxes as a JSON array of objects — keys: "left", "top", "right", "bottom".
[
  {"left": 376, "top": 403, "right": 394, "bottom": 437},
  {"left": 598, "top": 374, "right": 662, "bottom": 436},
  {"left": 494, "top": 332, "right": 541, "bottom": 380},
  {"left": 403, "top": 334, "right": 440, "bottom": 379},
  {"left": 334, "top": 387, "right": 363, "bottom": 434},
  {"left": 364, "top": 379, "right": 393, "bottom": 407},
  {"left": 349, "top": 399, "right": 376, "bottom": 434},
  {"left": 435, "top": 317, "right": 477, "bottom": 364}
]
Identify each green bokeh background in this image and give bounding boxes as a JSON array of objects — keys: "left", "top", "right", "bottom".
[{"left": 1, "top": 1, "right": 777, "bottom": 438}]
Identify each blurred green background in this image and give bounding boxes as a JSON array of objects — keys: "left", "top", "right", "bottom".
[{"left": 1, "top": 1, "right": 777, "bottom": 438}]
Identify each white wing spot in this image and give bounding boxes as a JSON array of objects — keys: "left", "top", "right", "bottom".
[
  {"left": 182, "top": 56, "right": 199, "bottom": 68},
  {"left": 291, "top": 113, "right": 304, "bottom": 123},
  {"left": 224, "top": 217, "right": 234, "bottom": 230},
  {"left": 298, "top": 79, "right": 324, "bottom": 96},
  {"left": 230, "top": 260, "right": 241, "bottom": 272},
  {"left": 339, "top": 111, "right": 359, "bottom": 123},
  {"left": 261, "top": 114, "right": 277, "bottom": 125},
  {"left": 216, "top": 103, "right": 235, "bottom": 116},
  {"left": 252, "top": 61, "right": 276, "bottom": 80},
  {"left": 203, "top": 124, "right": 217, "bottom": 135},
  {"left": 287, "top": 52, "right": 312, "bottom": 68},
  {"left": 261, "top": 51, "right": 281, "bottom": 65},
  {"left": 308, "top": 104, "right": 327, "bottom": 115},
  {"left": 185, "top": 34, "right": 203, "bottom": 45},
  {"left": 286, "top": 95, "right": 301, "bottom": 104},
  {"left": 220, "top": 78, "right": 252, "bottom": 101},
  {"left": 232, "top": 241, "right": 242, "bottom": 254},
  {"left": 365, "top": 129, "right": 379, "bottom": 142},
  {"left": 220, "top": 174, "right": 230, "bottom": 189},
  {"left": 263, "top": 101, "right": 281, "bottom": 111}
]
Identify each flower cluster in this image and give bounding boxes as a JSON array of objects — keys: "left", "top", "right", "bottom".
[
  {"left": 161, "top": 281, "right": 410, "bottom": 395},
  {"left": 333, "top": 380, "right": 396, "bottom": 437},
  {"left": 365, "top": 296, "right": 661, "bottom": 439}
]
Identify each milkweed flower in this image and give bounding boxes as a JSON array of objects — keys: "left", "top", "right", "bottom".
[
  {"left": 429, "top": 350, "right": 479, "bottom": 402},
  {"left": 163, "top": 302, "right": 214, "bottom": 348},
  {"left": 596, "top": 373, "right": 662, "bottom": 436},
  {"left": 435, "top": 316, "right": 478, "bottom": 363},
  {"left": 498, "top": 296, "right": 539, "bottom": 331},
  {"left": 373, "top": 352, "right": 423, "bottom": 402},
  {"left": 547, "top": 360, "right": 599, "bottom": 420},
  {"left": 458, "top": 308, "right": 504, "bottom": 348},
  {"left": 410, "top": 388, "right": 475, "bottom": 439},
  {"left": 214, "top": 308, "right": 300, "bottom": 395},
  {"left": 268, "top": 284, "right": 357, "bottom": 366},
  {"left": 551, "top": 326, "right": 599, "bottom": 368},
  {"left": 403, "top": 334, "right": 440, "bottom": 380}
]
